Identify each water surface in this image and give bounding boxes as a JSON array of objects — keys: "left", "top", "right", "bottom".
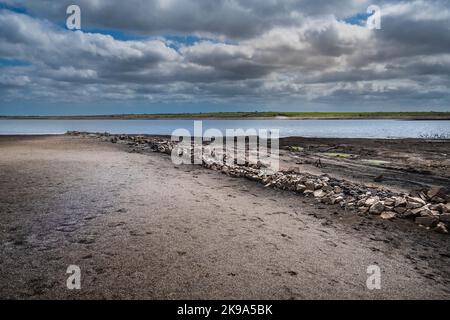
[{"left": 0, "top": 119, "right": 449, "bottom": 138}]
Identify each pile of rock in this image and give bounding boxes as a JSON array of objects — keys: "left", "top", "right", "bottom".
[{"left": 67, "top": 131, "right": 450, "bottom": 234}]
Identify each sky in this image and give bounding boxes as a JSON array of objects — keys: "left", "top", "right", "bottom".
[{"left": 0, "top": 0, "right": 450, "bottom": 115}]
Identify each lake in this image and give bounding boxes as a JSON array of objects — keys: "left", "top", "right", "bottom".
[{"left": 0, "top": 119, "right": 449, "bottom": 138}]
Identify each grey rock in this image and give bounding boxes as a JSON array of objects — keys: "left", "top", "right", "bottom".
[
  {"left": 427, "top": 186, "right": 449, "bottom": 200},
  {"left": 406, "top": 201, "right": 424, "bottom": 209},
  {"left": 314, "top": 189, "right": 326, "bottom": 198},
  {"left": 369, "top": 201, "right": 385, "bottom": 215},
  {"left": 434, "top": 222, "right": 448, "bottom": 234},
  {"left": 380, "top": 212, "right": 396, "bottom": 220},
  {"left": 415, "top": 216, "right": 439, "bottom": 227},
  {"left": 358, "top": 206, "right": 369, "bottom": 214},
  {"left": 394, "top": 197, "right": 407, "bottom": 207},
  {"left": 407, "top": 196, "right": 426, "bottom": 206},
  {"left": 394, "top": 207, "right": 407, "bottom": 215},
  {"left": 305, "top": 180, "right": 316, "bottom": 191},
  {"left": 365, "top": 197, "right": 380, "bottom": 207},
  {"left": 334, "top": 186, "right": 343, "bottom": 194}
]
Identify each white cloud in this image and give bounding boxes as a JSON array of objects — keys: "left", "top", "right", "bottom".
[{"left": 0, "top": 0, "right": 449, "bottom": 111}]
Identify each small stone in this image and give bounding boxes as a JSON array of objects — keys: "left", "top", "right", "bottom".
[
  {"left": 321, "top": 196, "right": 333, "bottom": 204},
  {"left": 418, "top": 207, "right": 433, "bottom": 217},
  {"left": 432, "top": 197, "right": 446, "bottom": 204},
  {"left": 431, "top": 203, "right": 446, "bottom": 213},
  {"left": 357, "top": 199, "right": 366, "bottom": 207},
  {"left": 313, "top": 182, "right": 323, "bottom": 190},
  {"left": 365, "top": 197, "right": 380, "bottom": 207},
  {"left": 384, "top": 198, "right": 395, "bottom": 206},
  {"left": 407, "top": 196, "right": 426, "bottom": 206},
  {"left": 415, "top": 216, "right": 439, "bottom": 227},
  {"left": 401, "top": 209, "right": 421, "bottom": 219},
  {"left": 417, "top": 191, "right": 428, "bottom": 201},
  {"left": 442, "top": 203, "right": 450, "bottom": 212},
  {"left": 406, "top": 201, "right": 424, "bottom": 209},
  {"left": 314, "top": 189, "right": 326, "bottom": 198},
  {"left": 427, "top": 186, "right": 449, "bottom": 200},
  {"left": 380, "top": 212, "right": 396, "bottom": 220},
  {"left": 374, "top": 175, "right": 384, "bottom": 182},
  {"left": 305, "top": 180, "right": 315, "bottom": 191},
  {"left": 359, "top": 206, "right": 369, "bottom": 214},
  {"left": 333, "top": 196, "right": 344, "bottom": 204},
  {"left": 334, "top": 186, "right": 343, "bottom": 194},
  {"left": 394, "top": 197, "right": 407, "bottom": 207},
  {"left": 431, "top": 210, "right": 440, "bottom": 216},
  {"left": 296, "top": 184, "right": 306, "bottom": 192},
  {"left": 434, "top": 222, "right": 448, "bottom": 234},
  {"left": 394, "top": 207, "right": 407, "bottom": 215},
  {"left": 410, "top": 207, "right": 425, "bottom": 216},
  {"left": 369, "top": 201, "right": 385, "bottom": 215}
]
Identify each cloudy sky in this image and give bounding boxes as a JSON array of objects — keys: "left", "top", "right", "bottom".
[{"left": 0, "top": 0, "right": 449, "bottom": 115}]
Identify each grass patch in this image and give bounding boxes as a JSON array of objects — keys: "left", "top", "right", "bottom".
[
  {"left": 287, "top": 146, "right": 304, "bottom": 152},
  {"left": 322, "top": 152, "right": 354, "bottom": 159}
]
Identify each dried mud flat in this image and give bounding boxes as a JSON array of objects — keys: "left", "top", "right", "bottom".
[
  {"left": 279, "top": 137, "right": 450, "bottom": 193},
  {"left": 0, "top": 135, "right": 449, "bottom": 299}
]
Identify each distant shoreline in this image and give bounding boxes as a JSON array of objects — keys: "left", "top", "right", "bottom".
[{"left": 1, "top": 112, "right": 450, "bottom": 120}]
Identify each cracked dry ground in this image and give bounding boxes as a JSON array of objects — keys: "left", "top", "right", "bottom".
[{"left": 0, "top": 135, "right": 449, "bottom": 299}]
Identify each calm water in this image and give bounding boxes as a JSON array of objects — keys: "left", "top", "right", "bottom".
[{"left": 0, "top": 119, "right": 449, "bottom": 138}]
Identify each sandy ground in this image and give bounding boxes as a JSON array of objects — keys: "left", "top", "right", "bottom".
[{"left": 0, "top": 135, "right": 449, "bottom": 299}]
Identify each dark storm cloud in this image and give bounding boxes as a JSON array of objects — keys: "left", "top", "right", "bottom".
[
  {"left": 4, "top": 0, "right": 370, "bottom": 38},
  {"left": 0, "top": 0, "right": 449, "bottom": 111}
]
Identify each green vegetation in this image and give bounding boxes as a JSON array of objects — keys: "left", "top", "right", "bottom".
[
  {"left": 1, "top": 112, "right": 450, "bottom": 120},
  {"left": 287, "top": 146, "right": 304, "bottom": 152},
  {"left": 322, "top": 152, "right": 354, "bottom": 159}
]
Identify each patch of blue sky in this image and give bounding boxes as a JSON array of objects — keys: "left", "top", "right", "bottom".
[
  {"left": 0, "top": 1, "right": 27, "bottom": 14},
  {"left": 164, "top": 34, "right": 237, "bottom": 49},
  {"left": 0, "top": 58, "right": 31, "bottom": 67},
  {"left": 343, "top": 12, "right": 371, "bottom": 26},
  {"left": 65, "top": 26, "right": 236, "bottom": 49},
  {"left": 81, "top": 28, "right": 149, "bottom": 41}
]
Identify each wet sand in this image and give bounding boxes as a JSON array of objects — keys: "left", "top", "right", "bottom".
[{"left": 0, "top": 135, "right": 449, "bottom": 299}]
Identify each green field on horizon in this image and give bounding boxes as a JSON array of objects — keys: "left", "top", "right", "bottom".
[{"left": 2, "top": 111, "right": 450, "bottom": 120}]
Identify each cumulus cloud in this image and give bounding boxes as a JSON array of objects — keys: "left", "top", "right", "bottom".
[{"left": 0, "top": 0, "right": 449, "bottom": 112}]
